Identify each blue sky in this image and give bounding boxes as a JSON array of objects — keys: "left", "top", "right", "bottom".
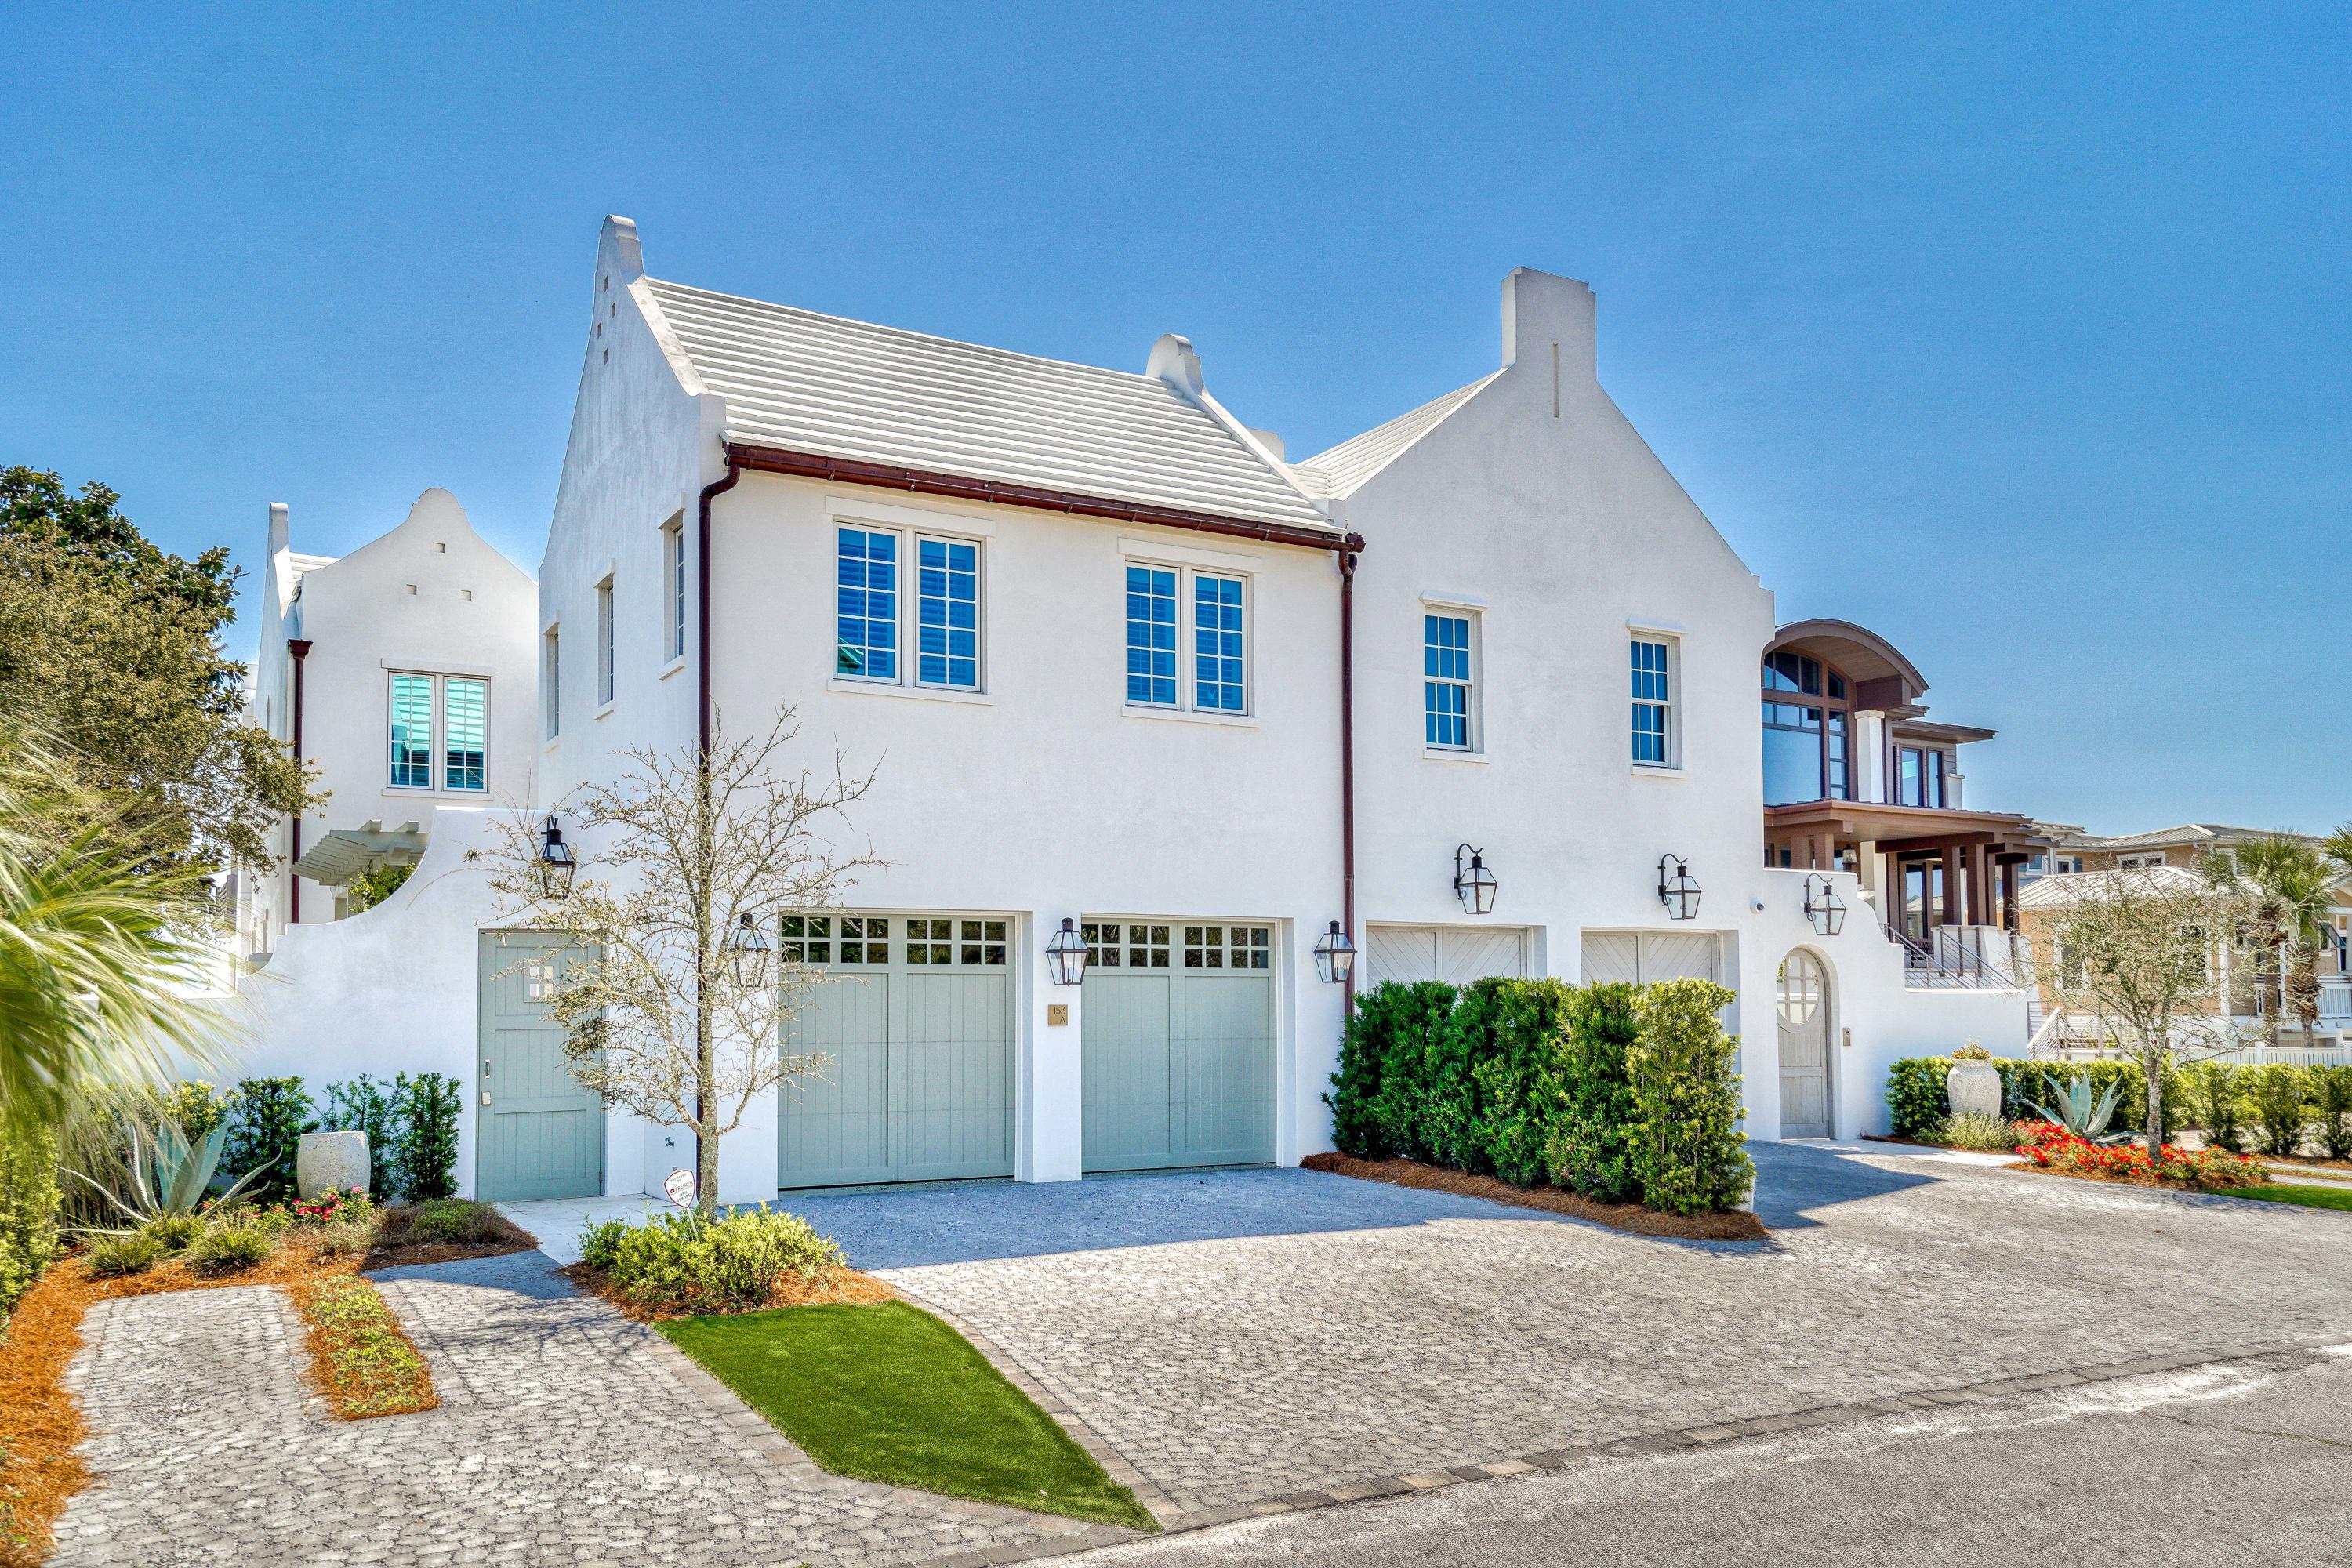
[{"left": 5, "top": 3, "right": 2345, "bottom": 833}]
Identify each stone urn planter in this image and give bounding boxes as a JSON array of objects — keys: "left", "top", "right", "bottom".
[
  {"left": 1946, "top": 1056, "right": 2004, "bottom": 1120},
  {"left": 297, "top": 1130, "right": 371, "bottom": 1200}
]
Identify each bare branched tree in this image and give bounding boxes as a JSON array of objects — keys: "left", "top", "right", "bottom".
[
  {"left": 482, "top": 709, "right": 879, "bottom": 1212},
  {"left": 2042, "top": 866, "right": 2251, "bottom": 1145}
]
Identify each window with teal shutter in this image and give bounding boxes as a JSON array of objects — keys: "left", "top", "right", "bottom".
[
  {"left": 389, "top": 674, "right": 433, "bottom": 787},
  {"left": 443, "top": 677, "right": 487, "bottom": 790}
]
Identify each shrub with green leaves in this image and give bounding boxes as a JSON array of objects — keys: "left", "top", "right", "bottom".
[
  {"left": 579, "top": 1217, "right": 630, "bottom": 1271},
  {"left": 1325, "top": 981, "right": 1458, "bottom": 1161},
  {"left": 1544, "top": 982, "right": 1642, "bottom": 1202},
  {"left": 597, "top": 1207, "right": 844, "bottom": 1312},
  {"left": 1458, "top": 977, "right": 1575, "bottom": 1186},
  {"left": 320, "top": 1073, "right": 398, "bottom": 1198},
  {"left": 1, "top": 1104, "right": 62, "bottom": 1316},
  {"left": 1888, "top": 1057, "right": 2183, "bottom": 1142},
  {"left": 2310, "top": 1065, "right": 2352, "bottom": 1160},
  {"left": 1628, "top": 979, "right": 1752, "bottom": 1215},
  {"left": 2185, "top": 1062, "right": 2250, "bottom": 1153},
  {"left": 160, "top": 1080, "right": 235, "bottom": 1142},
  {"left": 140, "top": 1213, "right": 201, "bottom": 1253},
  {"left": 85, "top": 1231, "right": 163, "bottom": 1277},
  {"left": 406, "top": 1198, "right": 503, "bottom": 1245},
  {"left": 2247, "top": 1065, "right": 2311, "bottom": 1158},
  {"left": 392, "top": 1072, "right": 463, "bottom": 1201},
  {"left": 223, "top": 1077, "right": 316, "bottom": 1206}
]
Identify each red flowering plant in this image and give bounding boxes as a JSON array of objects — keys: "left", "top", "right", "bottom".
[
  {"left": 288, "top": 1186, "right": 376, "bottom": 1227},
  {"left": 2013, "top": 1120, "right": 2266, "bottom": 1190}
]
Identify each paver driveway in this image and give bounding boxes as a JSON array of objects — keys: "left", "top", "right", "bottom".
[{"left": 791, "top": 1142, "right": 2352, "bottom": 1518}]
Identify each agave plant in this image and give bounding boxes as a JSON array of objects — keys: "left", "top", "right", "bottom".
[
  {"left": 2027, "top": 1072, "right": 2127, "bottom": 1145},
  {"left": 68, "top": 1114, "right": 265, "bottom": 1233}
]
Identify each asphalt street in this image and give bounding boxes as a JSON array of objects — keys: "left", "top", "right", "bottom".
[{"left": 1077, "top": 1344, "right": 2352, "bottom": 1567}]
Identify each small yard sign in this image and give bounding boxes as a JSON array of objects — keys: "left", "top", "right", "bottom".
[{"left": 662, "top": 1167, "right": 696, "bottom": 1208}]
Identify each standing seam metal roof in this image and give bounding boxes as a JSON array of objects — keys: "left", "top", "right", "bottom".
[{"left": 641, "top": 278, "right": 1334, "bottom": 532}]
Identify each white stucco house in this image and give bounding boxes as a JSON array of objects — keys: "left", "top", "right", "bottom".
[{"left": 227, "top": 216, "right": 2035, "bottom": 1203}]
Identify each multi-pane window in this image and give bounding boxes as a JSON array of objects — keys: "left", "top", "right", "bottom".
[
  {"left": 667, "top": 521, "right": 687, "bottom": 661},
  {"left": 904, "top": 917, "right": 1007, "bottom": 966},
  {"left": 388, "top": 673, "right": 488, "bottom": 792},
  {"left": 1183, "top": 924, "right": 1270, "bottom": 970},
  {"left": 1084, "top": 922, "right": 1170, "bottom": 968},
  {"left": 1124, "top": 563, "right": 1248, "bottom": 715},
  {"left": 835, "top": 528, "right": 898, "bottom": 680},
  {"left": 779, "top": 915, "right": 891, "bottom": 965},
  {"left": 542, "top": 627, "right": 561, "bottom": 740},
  {"left": 1193, "top": 574, "right": 1246, "bottom": 711},
  {"left": 442, "top": 677, "right": 487, "bottom": 790},
  {"left": 916, "top": 537, "right": 978, "bottom": 688},
  {"left": 596, "top": 580, "right": 615, "bottom": 705},
  {"left": 1125, "top": 566, "right": 1178, "bottom": 706},
  {"left": 389, "top": 674, "right": 434, "bottom": 787},
  {"left": 1630, "top": 638, "right": 1672, "bottom": 765},
  {"left": 1896, "top": 746, "right": 1946, "bottom": 808},
  {"left": 1424, "top": 613, "right": 1472, "bottom": 748}
]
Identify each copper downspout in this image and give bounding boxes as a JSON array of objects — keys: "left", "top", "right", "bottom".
[
  {"left": 287, "top": 637, "right": 311, "bottom": 923},
  {"left": 1338, "top": 539, "right": 1363, "bottom": 1007},
  {"left": 696, "top": 461, "right": 744, "bottom": 757}
]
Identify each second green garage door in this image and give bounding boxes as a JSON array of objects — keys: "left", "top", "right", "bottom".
[
  {"left": 1080, "top": 921, "right": 1276, "bottom": 1173},
  {"left": 778, "top": 915, "right": 1015, "bottom": 1189}
]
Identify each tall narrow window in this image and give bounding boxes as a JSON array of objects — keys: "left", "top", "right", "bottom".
[
  {"left": 1193, "top": 573, "right": 1246, "bottom": 711},
  {"left": 1126, "top": 565, "right": 1178, "bottom": 706},
  {"left": 916, "top": 535, "right": 978, "bottom": 688},
  {"left": 1630, "top": 638, "right": 1672, "bottom": 765},
  {"left": 666, "top": 521, "right": 687, "bottom": 661},
  {"left": 543, "top": 627, "right": 561, "bottom": 740},
  {"left": 596, "top": 579, "right": 615, "bottom": 705},
  {"left": 442, "top": 678, "right": 488, "bottom": 791},
  {"left": 389, "top": 674, "right": 434, "bottom": 788},
  {"left": 1425, "top": 613, "right": 1472, "bottom": 748},
  {"left": 835, "top": 527, "right": 897, "bottom": 679}
]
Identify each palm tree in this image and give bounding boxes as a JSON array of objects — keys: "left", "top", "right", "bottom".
[
  {"left": 0, "top": 720, "right": 229, "bottom": 1125},
  {"left": 2207, "top": 835, "right": 2336, "bottom": 1051}
]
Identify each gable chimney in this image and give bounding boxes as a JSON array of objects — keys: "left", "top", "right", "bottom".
[{"left": 1501, "top": 267, "right": 1596, "bottom": 384}]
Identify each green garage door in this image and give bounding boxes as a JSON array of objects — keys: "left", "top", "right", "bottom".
[
  {"left": 778, "top": 915, "right": 1015, "bottom": 1189},
  {"left": 1080, "top": 921, "right": 1276, "bottom": 1173},
  {"left": 476, "top": 931, "right": 604, "bottom": 1202}
]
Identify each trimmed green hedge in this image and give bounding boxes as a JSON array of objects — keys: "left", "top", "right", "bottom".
[
  {"left": 1, "top": 1103, "right": 60, "bottom": 1318},
  {"left": 1327, "top": 976, "right": 1751, "bottom": 1214},
  {"left": 1888, "top": 1055, "right": 2188, "bottom": 1141}
]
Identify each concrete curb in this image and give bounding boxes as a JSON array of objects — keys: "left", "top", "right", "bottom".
[{"left": 893, "top": 1334, "right": 2348, "bottom": 1566}]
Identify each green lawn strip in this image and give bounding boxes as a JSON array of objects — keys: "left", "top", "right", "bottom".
[
  {"left": 659, "top": 1301, "right": 1156, "bottom": 1531},
  {"left": 2229, "top": 1184, "right": 2352, "bottom": 1212}
]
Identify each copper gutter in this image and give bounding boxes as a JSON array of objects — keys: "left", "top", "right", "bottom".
[
  {"left": 1338, "top": 540, "right": 1362, "bottom": 1006},
  {"left": 286, "top": 637, "right": 311, "bottom": 922}
]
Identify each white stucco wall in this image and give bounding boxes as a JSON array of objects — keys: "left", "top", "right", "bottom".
[{"left": 242, "top": 488, "right": 539, "bottom": 953}]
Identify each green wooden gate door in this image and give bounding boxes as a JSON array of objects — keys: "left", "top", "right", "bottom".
[
  {"left": 1081, "top": 921, "right": 1276, "bottom": 1172},
  {"left": 475, "top": 931, "right": 604, "bottom": 1201},
  {"left": 778, "top": 915, "right": 1015, "bottom": 1189}
]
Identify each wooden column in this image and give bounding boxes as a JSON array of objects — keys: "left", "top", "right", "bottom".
[
  {"left": 1967, "top": 845, "right": 1991, "bottom": 927},
  {"left": 2001, "top": 859, "right": 2021, "bottom": 931},
  {"left": 1940, "top": 845, "right": 1962, "bottom": 926}
]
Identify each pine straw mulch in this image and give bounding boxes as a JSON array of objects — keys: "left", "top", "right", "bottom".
[
  {"left": 363, "top": 1203, "right": 541, "bottom": 1270},
  {"left": 1300, "top": 1152, "right": 1770, "bottom": 1240},
  {"left": 560, "top": 1262, "right": 897, "bottom": 1323},
  {"left": 289, "top": 1275, "right": 438, "bottom": 1420},
  {"left": 0, "top": 1210, "right": 539, "bottom": 1567}
]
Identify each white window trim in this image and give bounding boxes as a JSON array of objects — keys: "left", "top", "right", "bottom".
[
  {"left": 1629, "top": 632, "right": 1681, "bottom": 771},
  {"left": 1420, "top": 599, "right": 1482, "bottom": 755},
  {"left": 661, "top": 514, "right": 688, "bottom": 663},
  {"left": 541, "top": 625, "right": 561, "bottom": 742},
  {"left": 831, "top": 522, "right": 990, "bottom": 694},
  {"left": 385, "top": 670, "right": 492, "bottom": 795},
  {"left": 828, "top": 493, "right": 999, "bottom": 536},
  {"left": 594, "top": 573, "right": 617, "bottom": 709},
  {"left": 1121, "top": 557, "right": 1253, "bottom": 718}
]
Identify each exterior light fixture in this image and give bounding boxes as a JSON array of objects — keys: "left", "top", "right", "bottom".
[
  {"left": 536, "top": 814, "right": 578, "bottom": 900},
  {"left": 1312, "top": 921, "right": 1357, "bottom": 985},
  {"left": 1802, "top": 873, "right": 1848, "bottom": 937},
  {"left": 1044, "top": 917, "right": 1091, "bottom": 986},
  {"left": 724, "top": 913, "right": 771, "bottom": 986},
  {"left": 1454, "top": 844, "right": 1497, "bottom": 916},
  {"left": 1657, "top": 855, "right": 1703, "bottom": 921}
]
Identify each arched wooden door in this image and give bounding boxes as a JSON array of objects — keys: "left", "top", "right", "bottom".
[{"left": 1777, "top": 949, "right": 1831, "bottom": 1139}]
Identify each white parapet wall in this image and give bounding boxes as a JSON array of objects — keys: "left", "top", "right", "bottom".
[{"left": 225, "top": 806, "right": 645, "bottom": 1202}]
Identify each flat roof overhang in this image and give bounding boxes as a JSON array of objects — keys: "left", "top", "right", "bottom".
[{"left": 1765, "top": 800, "right": 2053, "bottom": 860}]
